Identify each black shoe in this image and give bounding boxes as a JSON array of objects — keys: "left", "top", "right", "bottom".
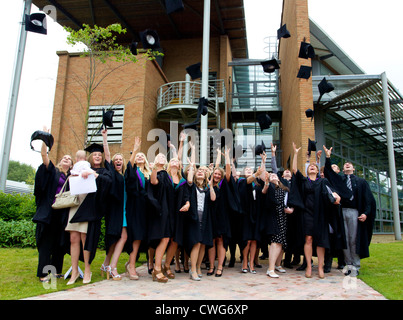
[
  {"left": 228, "top": 259, "right": 235, "bottom": 268},
  {"left": 324, "top": 266, "right": 331, "bottom": 273},
  {"left": 207, "top": 266, "right": 216, "bottom": 276},
  {"left": 259, "top": 254, "right": 268, "bottom": 260},
  {"left": 283, "top": 261, "right": 293, "bottom": 269},
  {"left": 215, "top": 268, "right": 223, "bottom": 277}
]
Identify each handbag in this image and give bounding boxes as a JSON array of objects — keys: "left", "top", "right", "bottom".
[{"left": 52, "top": 177, "right": 79, "bottom": 209}]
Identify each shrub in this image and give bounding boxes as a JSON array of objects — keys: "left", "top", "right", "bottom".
[
  {"left": 0, "top": 192, "right": 36, "bottom": 221},
  {"left": 0, "top": 219, "right": 36, "bottom": 248}
]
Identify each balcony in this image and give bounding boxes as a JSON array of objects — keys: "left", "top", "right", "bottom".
[{"left": 156, "top": 79, "right": 226, "bottom": 127}]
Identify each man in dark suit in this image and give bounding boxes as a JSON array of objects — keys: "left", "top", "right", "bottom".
[{"left": 323, "top": 146, "right": 376, "bottom": 277}]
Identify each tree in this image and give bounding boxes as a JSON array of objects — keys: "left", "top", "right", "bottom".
[
  {"left": 7, "top": 160, "right": 36, "bottom": 185},
  {"left": 61, "top": 23, "right": 161, "bottom": 147}
]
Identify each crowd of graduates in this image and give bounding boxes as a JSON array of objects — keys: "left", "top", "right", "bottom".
[{"left": 33, "top": 128, "right": 376, "bottom": 285}]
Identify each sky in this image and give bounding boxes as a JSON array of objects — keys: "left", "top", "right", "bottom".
[{"left": 1, "top": 0, "right": 403, "bottom": 170}]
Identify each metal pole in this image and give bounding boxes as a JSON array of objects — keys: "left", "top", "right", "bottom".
[
  {"left": 200, "top": 0, "right": 211, "bottom": 166},
  {"left": 0, "top": 0, "right": 32, "bottom": 192},
  {"left": 381, "top": 72, "right": 401, "bottom": 240}
]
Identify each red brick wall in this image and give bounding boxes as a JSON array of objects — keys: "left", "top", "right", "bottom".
[{"left": 279, "top": 0, "right": 315, "bottom": 172}]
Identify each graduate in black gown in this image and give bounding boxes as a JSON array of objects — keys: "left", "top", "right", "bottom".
[
  {"left": 208, "top": 148, "right": 241, "bottom": 277},
  {"left": 237, "top": 161, "right": 265, "bottom": 274},
  {"left": 33, "top": 134, "right": 73, "bottom": 282},
  {"left": 125, "top": 137, "right": 155, "bottom": 280},
  {"left": 291, "top": 142, "right": 342, "bottom": 279},
  {"left": 323, "top": 145, "right": 375, "bottom": 276},
  {"left": 66, "top": 143, "right": 112, "bottom": 285},
  {"left": 100, "top": 129, "right": 128, "bottom": 280},
  {"left": 184, "top": 149, "right": 216, "bottom": 280},
  {"left": 149, "top": 153, "right": 176, "bottom": 282},
  {"left": 162, "top": 157, "right": 190, "bottom": 280}
]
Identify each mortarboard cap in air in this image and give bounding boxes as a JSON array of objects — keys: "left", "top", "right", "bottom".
[
  {"left": 297, "top": 65, "right": 312, "bottom": 79},
  {"left": 261, "top": 59, "right": 280, "bottom": 74},
  {"left": 30, "top": 130, "right": 54, "bottom": 152},
  {"left": 186, "top": 62, "right": 202, "bottom": 80},
  {"left": 277, "top": 24, "right": 291, "bottom": 39}
]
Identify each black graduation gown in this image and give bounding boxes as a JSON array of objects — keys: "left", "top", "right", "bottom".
[
  {"left": 237, "top": 178, "right": 264, "bottom": 243},
  {"left": 324, "top": 158, "right": 376, "bottom": 258},
  {"left": 170, "top": 177, "right": 190, "bottom": 247},
  {"left": 211, "top": 176, "right": 241, "bottom": 248},
  {"left": 103, "top": 160, "right": 125, "bottom": 253},
  {"left": 183, "top": 183, "right": 214, "bottom": 256},
  {"left": 259, "top": 183, "right": 280, "bottom": 241},
  {"left": 124, "top": 162, "right": 157, "bottom": 254},
  {"left": 292, "top": 170, "right": 340, "bottom": 249},
  {"left": 33, "top": 161, "right": 70, "bottom": 260},
  {"left": 147, "top": 170, "right": 175, "bottom": 247},
  {"left": 68, "top": 165, "right": 112, "bottom": 264}
]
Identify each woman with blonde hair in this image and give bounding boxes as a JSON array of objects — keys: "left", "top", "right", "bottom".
[
  {"left": 185, "top": 156, "right": 216, "bottom": 280},
  {"left": 162, "top": 157, "right": 190, "bottom": 279},
  {"left": 149, "top": 153, "right": 176, "bottom": 282},
  {"left": 99, "top": 129, "right": 128, "bottom": 280},
  {"left": 208, "top": 148, "right": 238, "bottom": 277},
  {"left": 124, "top": 136, "right": 155, "bottom": 279}
]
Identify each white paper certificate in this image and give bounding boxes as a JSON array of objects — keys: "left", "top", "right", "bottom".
[{"left": 69, "top": 174, "right": 97, "bottom": 195}]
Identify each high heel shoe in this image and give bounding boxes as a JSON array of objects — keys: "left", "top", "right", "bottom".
[
  {"left": 125, "top": 261, "right": 139, "bottom": 280},
  {"left": 107, "top": 266, "right": 122, "bottom": 281},
  {"left": 67, "top": 273, "right": 80, "bottom": 285},
  {"left": 162, "top": 265, "right": 175, "bottom": 279},
  {"left": 152, "top": 269, "right": 168, "bottom": 283},
  {"left": 83, "top": 272, "right": 92, "bottom": 284},
  {"left": 189, "top": 271, "right": 201, "bottom": 281},
  {"left": 207, "top": 266, "right": 216, "bottom": 276},
  {"left": 215, "top": 268, "right": 223, "bottom": 277},
  {"left": 100, "top": 264, "right": 109, "bottom": 278}
]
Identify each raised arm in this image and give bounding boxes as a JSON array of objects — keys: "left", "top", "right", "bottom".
[
  {"left": 40, "top": 126, "right": 50, "bottom": 168},
  {"left": 102, "top": 129, "right": 111, "bottom": 163},
  {"left": 186, "top": 141, "right": 196, "bottom": 184},
  {"left": 271, "top": 143, "right": 278, "bottom": 174},
  {"left": 209, "top": 173, "right": 216, "bottom": 201},
  {"left": 225, "top": 148, "right": 232, "bottom": 182},
  {"left": 129, "top": 136, "right": 141, "bottom": 165},
  {"left": 292, "top": 142, "right": 301, "bottom": 174}
]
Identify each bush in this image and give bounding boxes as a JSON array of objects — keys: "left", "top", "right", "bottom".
[
  {"left": 0, "top": 192, "right": 36, "bottom": 221},
  {"left": 0, "top": 219, "right": 36, "bottom": 248}
]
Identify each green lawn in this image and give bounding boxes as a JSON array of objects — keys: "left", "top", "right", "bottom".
[
  {"left": 358, "top": 241, "right": 403, "bottom": 300},
  {"left": 0, "top": 242, "right": 402, "bottom": 300},
  {"left": 0, "top": 248, "right": 146, "bottom": 300}
]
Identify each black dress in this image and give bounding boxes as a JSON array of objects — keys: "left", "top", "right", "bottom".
[{"left": 270, "top": 186, "right": 288, "bottom": 250}]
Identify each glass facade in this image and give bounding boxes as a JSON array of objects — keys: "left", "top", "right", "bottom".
[{"left": 229, "top": 61, "right": 282, "bottom": 172}]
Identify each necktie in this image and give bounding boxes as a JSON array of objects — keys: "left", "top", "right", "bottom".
[
  {"left": 346, "top": 175, "right": 352, "bottom": 191},
  {"left": 346, "top": 175, "right": 354, "bottom": 200}
]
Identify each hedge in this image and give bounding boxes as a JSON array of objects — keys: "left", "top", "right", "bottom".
[
  {"left": 0, "top": 192, "right": 106, "bottom": 249},
  {"left": 0, "top": 219, "right": 36, "bottom": 248},
  {"left": 0, "top": 192, "right": 36, "bottom": 221}
]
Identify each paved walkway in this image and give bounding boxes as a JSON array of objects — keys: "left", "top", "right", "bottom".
[{"left": 25, "top": 261, "right": 386, "bottom": 300}]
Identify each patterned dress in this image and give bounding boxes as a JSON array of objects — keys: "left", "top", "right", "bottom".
[{"left": 270, "top": 186, "right": 287, "bottom": 250}]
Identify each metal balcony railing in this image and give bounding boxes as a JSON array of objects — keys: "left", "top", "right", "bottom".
[{"left": 156, "top": 80, "right": 226, "bottom": 123}]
